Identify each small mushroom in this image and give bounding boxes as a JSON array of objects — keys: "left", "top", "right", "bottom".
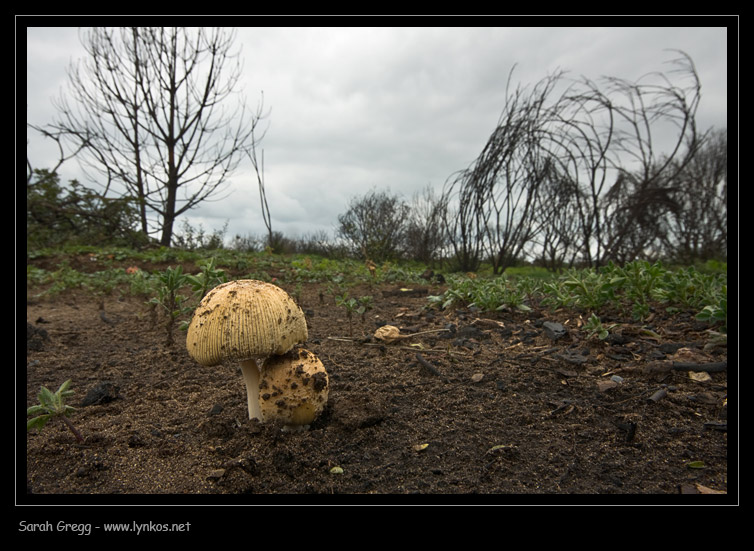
[
  {"left": 259, "top": 348, "right": 329, "bottom": 430},
  {"left": 186, "top": 280, "right": 308, "bottom": 420}
]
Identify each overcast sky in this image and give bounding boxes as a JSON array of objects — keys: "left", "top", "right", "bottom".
[{"left": 25, "top": 25, "right": 729, "bottom": 245}]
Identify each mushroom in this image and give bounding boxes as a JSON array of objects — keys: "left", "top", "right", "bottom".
[
  {"left": 259, "top": 348, "right": 329, "bottom": 430},
  {"left": 186, "top": 279, "right": 308, "bottom": 420}
]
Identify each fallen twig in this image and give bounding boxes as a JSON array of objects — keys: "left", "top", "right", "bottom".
[
  {"left": 415, "top": 353, "right": 441, "bottom": 376},
  {"left": 325, "top": 336, "right": 466, "bottom": 355},
  {"left": 671, "top": 361, "right": 727, "bottom": 373},
  {"left": 374, "top": 325, "right": 450, "bottom": 343}
]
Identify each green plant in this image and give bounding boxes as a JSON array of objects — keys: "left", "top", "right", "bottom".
[
  {"left": 126, "top": 267, "right": 157, "bottom": 296},
  {"left": 428, "top": 274, "right": 532, "bottom": 312},
  {"left": 560, "top": 267, "right": 625, "bottom": 310},
  {"left": 149, "top": 265, "right": 189, "bottom": 345},
  {"left": 172, "top": 219, "right": 229, "bottom": 251},
  {"left": 27, "top": 169, "right": 143, "bottom": 249},
  {"left": 582, "top": 313, "right": 617, "bottom": 341},
  {"left": 611, "top": 260, "right": 664, "bottom": 320},
  {"left": 185, "top": 257, "right": 227, "bottom": 300},
  {"left": 335, "top": 293, "right": 359, "bottom": 337},
  {"left": 357, "top": 295, "right": 374, "bottom": 322},
  {"left": 335, "top": 293, "right": 374, "bottom": 336},
  {"left": 696, "top": 286, "right": 727, "bottom": 333},
  {"left": 27, "top": 380, "right": 84, "bottom": 443}
]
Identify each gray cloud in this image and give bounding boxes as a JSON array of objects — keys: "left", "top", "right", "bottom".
[{"left": 25, "top": 25, "right": 728, "bottom": 244}]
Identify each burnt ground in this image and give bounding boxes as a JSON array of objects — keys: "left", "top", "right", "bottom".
[{"left": 21, "top": 274, "right": 733, "bottom": 508}]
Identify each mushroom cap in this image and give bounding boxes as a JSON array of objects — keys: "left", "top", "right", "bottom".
[
  {"left": 258, "top": 348, "right": 329, "bottom": 426},
  {"left": 186, "top": 280, "right": 308, "bottom": 366}
]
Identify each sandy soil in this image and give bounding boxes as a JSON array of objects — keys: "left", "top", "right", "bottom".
[{"left": 22, "top": 264, "right": 732, "bottom": 508}]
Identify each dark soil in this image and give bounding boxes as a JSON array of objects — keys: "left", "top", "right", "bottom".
[{"left": 22, "top": 270, "right": 732, "bottom": 502}]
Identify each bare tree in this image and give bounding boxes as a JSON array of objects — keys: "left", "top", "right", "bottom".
[
  {"left": 661, "top": 127, "right": 727, "bottom": 263},
  {"left": 534, "top": 50, "right": 702, "bottom": 267},
  {"left": 441, "top": 68, "right": 565, "bottom": 273},
  {"left": 600, "top": 167, "right": 682, "bottom": 264},
  {"left": 30, "top": 27, "right": 266, "bottom": 246},
  {"left": 440, "top": 168, "right": 488, "bottom": 272},
  {"left": 531, "top": 162, "right": 581, "bottom": 271},
  {"left": 537, "top": 75, "right": 616, "bottom": 267},
  {"left": 598, "top": 51, "right": 703, "bottom": 264},
  {"left": 337, "top": 189, "right": 410, "bottom": 262},
  {"left": 26, "top": 130, "right": 87, "bottom": 186},
  {"left": 403, "top": 185, "right": 447, "bottom": 266},
  {"left": 485, "top": 71, "right": 566, "bottom": 273},
  {"left": 247, "top": 111, "right": 273, "bottom": 249}
]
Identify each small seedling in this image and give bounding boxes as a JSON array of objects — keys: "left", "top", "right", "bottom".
[
  {"left": 357, "top": 295, "right": 374, "bottom": 322},
  {"left": 335, "top": 293, "right": 359, "bottom": 336},
  {"left": 335, "top": 293, "right": 375, "bottom": 336},
  {"left": 185, "top": 258, "right": 227, "bottom": 300},
  {"left": 582, "top": 313, "right": 617, "bottom": 341},
  {"left": 696, "top": 289, "right": 727, "bottom": 333},
  {"left": 27, "top": 379, "right": 84, "bottom": 443},
  {"left": 149, "top": 265, "right": 189, "bottom": 345}
]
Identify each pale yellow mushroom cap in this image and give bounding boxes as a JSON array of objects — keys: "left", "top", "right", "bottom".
[
  {"left": 259, "top": 348, "right": 329, "bottom": 427},
  {"left": 186, "top": 280, "right": 308, "bottom": 366}
]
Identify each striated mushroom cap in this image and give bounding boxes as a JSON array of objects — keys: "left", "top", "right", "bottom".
[
  {"left": 186, "top": 280, "right": 308, "bottom": 366},
  {"left": 259, "top": 348, "right": 329, "bottom": 427}
]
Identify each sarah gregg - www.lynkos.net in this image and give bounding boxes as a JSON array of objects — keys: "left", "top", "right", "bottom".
[{"left": 18, "top": 520, "right": 192, "bottom": 536}]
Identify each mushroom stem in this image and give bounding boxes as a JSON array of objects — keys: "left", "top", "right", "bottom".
[{"left": 240, "top": 359, "right": 262, "bottom": 420}]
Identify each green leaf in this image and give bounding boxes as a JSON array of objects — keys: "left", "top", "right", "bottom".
[
  {"left": 57, "top": 379, "right": 72, "bottom": 394},
  {"left": 38, "top": 386, "right": 56, "bottom": 406},
  {"left": 27, "top": 415, "right": 51, "bottom": 432},
  {"left": 26, "top": 405, "right": 48, "bottom": 416}
]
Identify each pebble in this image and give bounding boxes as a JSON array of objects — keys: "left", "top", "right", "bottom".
[
  {"left": 543, "top": 321, "right": 567, "bottom": 341},
  {"left": 80, "top": 381, "right": 120, "bottom": 406}
]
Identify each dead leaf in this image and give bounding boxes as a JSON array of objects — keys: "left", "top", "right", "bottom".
[
  {"left": 597, "top": 380, "right": 619, "bottom": 392},
  {"left": 671, "top": 347, "right": 712, "bottom": 364},
  {"left": 487, "top": 444, "right": 514, "bottom": 453},
  {"left": 689, "top": 371, "right": 712, "bottom": 382},
  {"left": 472, "top": 318, "right": 505, "bottom": 329},
  {"left": 374, "top": 325, "right": 403, "bottom": 343}
]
